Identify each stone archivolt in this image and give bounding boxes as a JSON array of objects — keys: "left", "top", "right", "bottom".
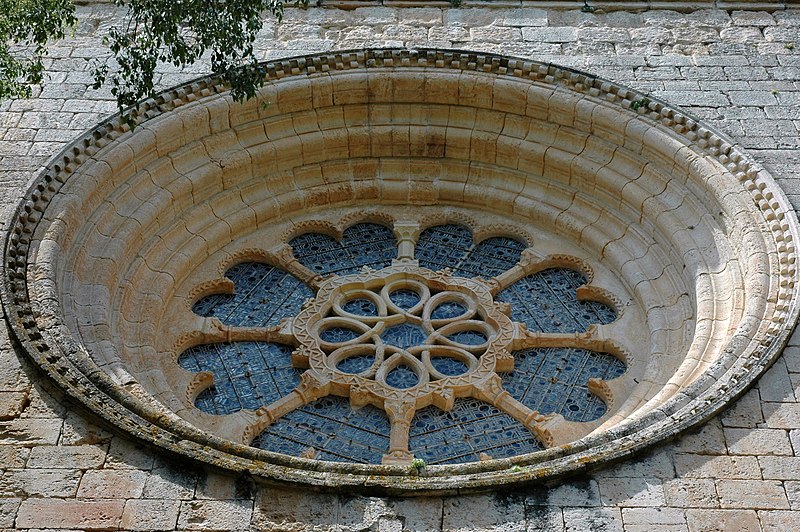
[{"left": 3, "top": 49, "right": 798, "bottom": 492}]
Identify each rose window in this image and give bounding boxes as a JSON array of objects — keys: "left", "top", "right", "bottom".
[
  {"left": 10, "top": 49, "right": 797, "bottom": 491},
  {"left": 178, "top": 221, "right": 625, "bottom": 465}
]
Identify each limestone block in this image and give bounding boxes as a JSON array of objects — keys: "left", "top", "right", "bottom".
[
  {"left": 177, "top": 499, "right": 253, "bottom": 531},
  {"left": 120, "top": 499, "right": 181, "bottom": 531},
  {"left": 763, "top": 403, "right": 800, "bottom": 429},
  {"left": 16, "top": 499, "right": 125, "bottom": 530},
  {"left": 725, "top": 428, "right": 793, "bottom": 456},
  {"left": 104, "top": 437, "right": 156, "bottom": 470},
  {"left": 77, "top": 469, "right": 148, "bottom": 499},
  {"left": 621, "top": 507, "right": 687, "bottom": 531},
  {"left": 562, "top": 507, "right": 622, "bottom": 532},
  {"left": 442, "top": 493, "right": 525, "bottom": 531},
  {"left": 543, "top": 478, "right": 601, "bottom": 507},
  {"left": 716, "top": 480, "right": 789, "bottom": 509},
  {"left": 3, "top": 468, "right": 82, "bottom": 497},
  {"left": 142, "top": 465, "right": 198, "bottom": 500},
  {"left": 0, "top": 391, "right": 29, "bottom": 420},
  {"left": 758, "top": 456, "right": 800, "bottom": 480},
  {"left": 0, "top": 498, "right": 20, "bottom": 528},
  {"left": 720, "top": 388, "right": 765, "bottom": 428},
  {"left": 598, "top": 477, "right": 666, "bottom": 507},
  {"left": 26, "top": 444, "right": 106, "bottom": 469},
  {"left": 664, "top": 479, "right": 720, "bottom": 509},
  {"left": 674, "top": 454, "right": 761, "bottom": 480},
  {"left": 685, "top": 509, "right": 761, "bottom": 532},
  {"left": 0, "top": 418, "right": 62, "bottom": 446}
]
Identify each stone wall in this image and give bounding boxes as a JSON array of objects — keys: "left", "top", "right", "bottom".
[{"left": 1, "top": 4, "right": 800, "bottom": 531}]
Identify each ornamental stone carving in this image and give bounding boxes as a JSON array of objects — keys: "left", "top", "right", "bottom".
[{"left": 4, "top": 48, "right": 798, "bottom": 493}]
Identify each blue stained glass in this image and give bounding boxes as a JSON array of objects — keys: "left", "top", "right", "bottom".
[
  {"left": 416, "top": 224, "right": 473, "bottom": 272},
  {"left": 381, "top": 323, "right": 427, "bottom": 349},
  {"left": 336, "top": 355, "right": 375, "bottom": 374},
  {"left": 342, "top": 298, "right": 377, "bottom": 316},
  {"left": 386, "top": 365, "right": 419, "bottom": 389},
  {"left": 178, "top": 341, "right": 300, "bottom": 415},
  {"left": 320, "top": 326, "right": 360, "bottom": 343},
  {"left": 409, "top": 398, "right": 543, "bottom": 464},
  {"left": 252, "top": 395, "right": 390, "bottom": 464},
  {"left": 447, "top": 330, "right": 487, "bottom": 345},
  {"left": 192, "top": 262, "right": 313, "bottom": 328},
  {"left": 454, "top": 236, "right": 527, "bottom": 278},
  {"left": 415, "top": 225, "right": 525, "bottom": 278},
  {"left": 430, "top": 357, "right": 469, "bottom": 376},
  {"left": 431, "top": 301, "right": 467, "bottom": 319},
  {"left": 497, "top": 268, "right": 617, "bottom": 333},
  {"left": 500, "top": 347, "right": 626, "bottom": 422},
  {"left": 289, "top": 223, "right": 397, "bottom": 275},
  {"left": 389, "top": 289, "right": 421, "bottom": 310}
]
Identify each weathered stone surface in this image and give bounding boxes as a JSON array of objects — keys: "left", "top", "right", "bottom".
[
  {"left": 562, "top": 507, "right": 622, "bottom": 532},
  {"left": 142, "top": 465, "right": 198, "bottom": 500},
  {"left": 177, "top": 500, "right": 253, "bottom": 531},
  {"left": 1, "top": 469, "right": 82, "bottom": 497},
  {"left": 26, "top": 445, "right": 106, "bottom": 469},
  {"left": 621, "top": 507, "right": 687, "bottom": 531},
  {"left": 0, "top": 390, "right": 29, "bottom": 420},
  {"left": 1, "top": 3, "right": 800, "bottom": 530},
  {"left": 664, "top": 479, "right": 720, "bottom": 509},
  {"left": 77, "top": 469, "right": 148, "bottom": 499},
  {"left": 0, "top": 498, "right": 20, "bottom": 528},
  {"left": 121, "top": 499, "right": 181, "bottom": 531},
  {"left": 685, "top": 509, "right": 761, "bottom": 532},
  {"left": 16, "top": 499, "right": 125, "bottom": 530},
  {"left": 674, "top": 454, "right": 762, "bottom": 480},
  {"left": 725, "top": 428, "right": 793, "bottom": 456},
  {"left": 716, "top": 480, "right": 789, "bottom": 509},
  {"left": 443, "top": 494, "right": 526, "bottom": 531}
]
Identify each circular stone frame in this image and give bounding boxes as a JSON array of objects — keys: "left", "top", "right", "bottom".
[{"left": 3, "top": 49, "right": 799, "bottom": 494}]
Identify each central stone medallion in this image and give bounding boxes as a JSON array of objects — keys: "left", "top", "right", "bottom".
[{"left": 286, "top": 264, "right": 527, "bottom": 463}]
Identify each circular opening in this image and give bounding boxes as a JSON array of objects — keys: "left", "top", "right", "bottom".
[{"left": 4, "top": 48, "right": 798, "bottom": 494}]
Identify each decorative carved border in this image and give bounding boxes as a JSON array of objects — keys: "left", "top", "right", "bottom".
[{"left": 3, "top": 48, "right": 798, "bottom": 494}]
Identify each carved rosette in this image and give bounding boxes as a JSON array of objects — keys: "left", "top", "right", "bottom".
[{"left": 244, "top": 262, "right": 585, "bottom": 464}]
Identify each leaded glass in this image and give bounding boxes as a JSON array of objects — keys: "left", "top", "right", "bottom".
[
  {"left": 193, "top": 262, "right": 313, "bottom": 328},
  {"left": 416, "top": 224, "right": 525, "bottom": 278},
  {"left": 454, "top": 236, "right": 527, "bottom": 278},
  {"left": 409, "top": 398, "right": 544, "bottom": 464},
  {"left": 389, "top": 289, "right": 421, "bottom": 310},
  {"left": 497, "top": 268, "right": 617, "bottom": 333},
  {"left": 178, "top": 341, "right": 300, "bottom": 415},
  {"left": 381, "top": 323, "right": 427, "bottom": 349},
  {"left": 180, "top": 218, "right": 627, "bottom": 466},
  {"left": 289, "top": 223, "right": 396, "bottom": 275},
  {"left": 252, "top": 396, "right": 390, "bottom": 464},
  {"left": 416, "top": 224, "right": 473, "bottom": 271},
  {"left": 431, "top": 301, "right": 468, "bottom": 319},
  {"left": 501, "top": 347, "right": 626, "bottom": 422}
]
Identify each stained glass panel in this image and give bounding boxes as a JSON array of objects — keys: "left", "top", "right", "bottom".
[
  {"left": 497, "top": 268, "right": 616, "bottom": 333},
  {"left": 192, "top": 262, "right": 313, "bottom": 328},
  {"left": 416, "top": 224, "right": 525, "bottom": 279},
  {"left": 178, "top": 341, "right": 300, "bottom": 415},
  {"left": 252, "top": 396, "right": 390, "bottom": 464},
  {"left": 501, "top": 347, "right": 626, "bottom": 422},
  {"left": 409, "top": 398, "right": 543, "bottom": 464},
  {"left": 290, "top": 223, "right": 396, "bottom": 275}
]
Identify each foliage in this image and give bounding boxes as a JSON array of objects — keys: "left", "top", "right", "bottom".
[
  {"left": 95, "top": 0, "right": 306, "bottom": 119},
  {"left": 0, "top": 0, "right": 76, "bottom": 100}
]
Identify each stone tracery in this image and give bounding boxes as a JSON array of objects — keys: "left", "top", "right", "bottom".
[
  {"left": 7, "top": 48, "right": 798, "bottom": 491},
  {"left": 180, "top": 221, "right": 625, "bottom": 465}
]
